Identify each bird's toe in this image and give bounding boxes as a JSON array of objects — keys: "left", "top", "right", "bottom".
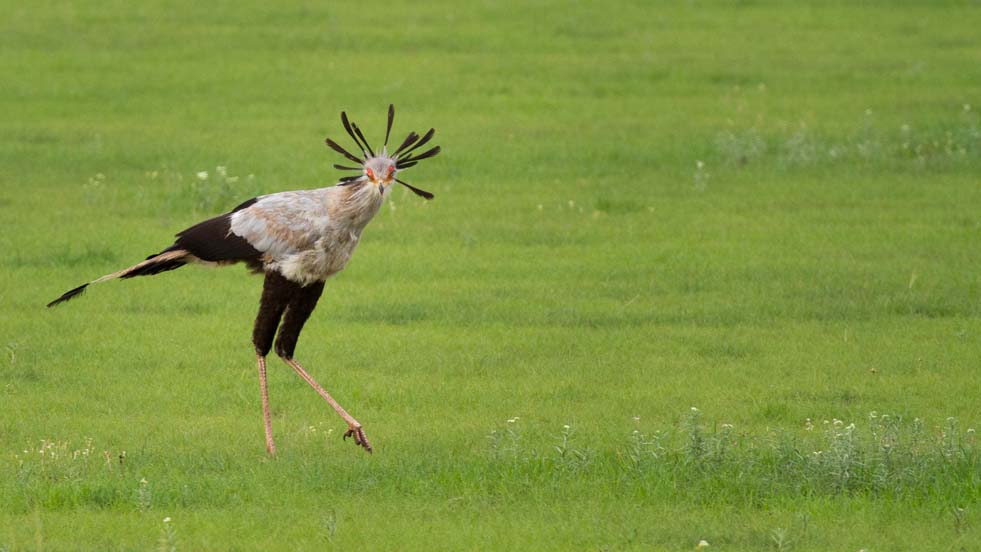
[{"left": 343, "top": 427, "right": 372, "bottom": 453}]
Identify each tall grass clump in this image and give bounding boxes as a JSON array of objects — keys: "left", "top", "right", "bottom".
[
  {"left": 484, "top": 410, "right": 979, "bottom": 505},
  {"left": 710, "top": 104, "right": 979, "bottom": 170}
]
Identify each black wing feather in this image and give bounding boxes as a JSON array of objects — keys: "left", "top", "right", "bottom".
[{"left": 175, "top": 213, "right": 261, "bottom": 263}]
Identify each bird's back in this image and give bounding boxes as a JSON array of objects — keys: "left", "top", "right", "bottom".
[{"left": 229, "top": 189, "right": 332, "bottom": 260}]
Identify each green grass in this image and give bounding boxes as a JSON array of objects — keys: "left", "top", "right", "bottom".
[{"left": 2, "top": 1, "right": 980, "bottom": 549}]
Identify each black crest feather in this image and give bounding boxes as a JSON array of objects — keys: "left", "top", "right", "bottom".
[
  {"left": 341, "top": 112, "right": 369, "bottom": 157},
  {"left": 384, "top": 104, "right": 395, "bottom": 147},
  {"left": 351, "top": 122, "right": 374, "bottom": 157},
  {"left": 398, "top": 128, "right": 435, "bottom": 158},
  {"left": 325, "top": 138, "right": 364, "bottom": 164},
  {"left": 338, "top": 175, "right": 364, "bottom": 185},
  {"left": 400, "top": 145, "right": 441, "bottom": 164},
  {"left": 395, "top": 178, "right": 434, "bottom": 200},
  {"left": 393, "top": 132, "right": 420, "bottom": 156}
]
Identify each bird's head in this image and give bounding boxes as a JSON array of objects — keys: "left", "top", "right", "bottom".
[
  {"left": 361, "top": 156, "right": 398, "bottom": 194},
  {"left": 325, "top": 105, "right": 440, "bottom": 200}
]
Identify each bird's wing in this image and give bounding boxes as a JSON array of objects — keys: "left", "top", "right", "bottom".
[
  {"left": 173, "top": 197, "right": 263, "bottom": 263},
  {"left": 228, "top": 190, "right": 330, "bottom": 260}
]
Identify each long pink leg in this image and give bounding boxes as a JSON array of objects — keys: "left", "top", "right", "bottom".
[
  {"left": 256, "top": 354, "right": 276, "bottom": 455},
  {"left": 282, "top": 357, "right": 372, "bottom": 452}
]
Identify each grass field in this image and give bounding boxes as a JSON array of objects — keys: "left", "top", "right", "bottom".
[{"left": 2, "top": 1, "right": 980, "bottom": 550}]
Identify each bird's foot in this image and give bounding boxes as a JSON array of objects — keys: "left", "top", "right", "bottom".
[{"left": 343, "top": 425, "right": 372, "bottom": 453}]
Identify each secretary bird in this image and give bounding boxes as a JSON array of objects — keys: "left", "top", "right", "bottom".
[{"left": 47, "top": 105, "right": 440, "bottom": 454}]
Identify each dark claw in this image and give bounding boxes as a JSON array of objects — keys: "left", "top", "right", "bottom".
[{"left": 343, "top": 427, "right": 373, "bottom": 453}]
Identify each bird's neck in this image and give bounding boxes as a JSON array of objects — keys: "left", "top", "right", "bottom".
[{"left": 328, "top": 180, "right": 385, "bottom": 231}]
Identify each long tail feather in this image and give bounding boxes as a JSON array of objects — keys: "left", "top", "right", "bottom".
[
  {"left": 46, "top": 284, "right": 90, "bottom": 307},
  {"left": 47, "top": 249, "right": 190, "bottom": 308}
]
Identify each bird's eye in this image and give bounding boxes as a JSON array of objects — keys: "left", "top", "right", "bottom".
[
  {"left": 366, "top": 168, "right": 375, "bottom": 180},
  {"left": 387, "top": 166, "right": 395, "bottom": 176}
]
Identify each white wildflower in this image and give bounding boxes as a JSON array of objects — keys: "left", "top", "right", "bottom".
[{"left": 196, "top": 171, "right": 209, "bottom": 180}]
